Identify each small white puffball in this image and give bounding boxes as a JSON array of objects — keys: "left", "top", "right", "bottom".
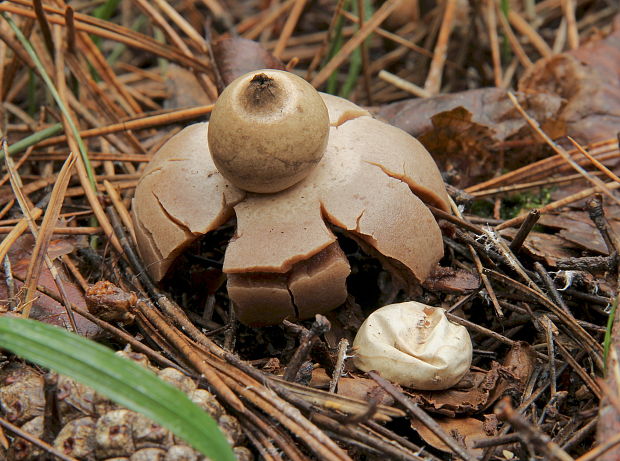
[{"left": 352, "top": 301, "right": 472, "bottom": 390}]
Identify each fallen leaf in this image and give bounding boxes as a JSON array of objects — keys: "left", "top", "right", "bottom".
[
  {"left": 377, "top": 90, "right": 563, "bottom": 187},
  {"left": 409, "top": 342, "right": 535, "bottom": 416},
  {"left": 212, "top": 37, "right": 285, "bottom": 89},
  {"left": 0, "top": 236, "right": 102, "bottom": 338},
  {"left": 164, "top": 64, "right": 213, "bottom": 109},
  {"left": 337, "top": 377, "right": 394, "bottom": 406},
  {"left": 500, "top": 228, "right": 581, "bottom": 266},
  {"left": 519, "top": 17, "right": 620, "bottom": 145},
  {"left": 423, "top": 266, "right": 480, "bottom": 293},
  {"left": 408, "top": 364, "right": 503, "bottom": 416},
  {"left": 487, "top": 342, "right": 536, "bottom": 405},
  {"left": 377, "top": 88, "right": 562, "bottom": 142},
  {"left": 539, "top": 211, "right": 620, "bottom": 255},
  {"left": 411, "top": 416, "right": 496, "bottom": 457}
]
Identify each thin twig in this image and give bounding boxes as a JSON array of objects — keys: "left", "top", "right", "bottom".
[
  {"left": 0, "top": 417, "right": 78, "bottom": 461},
  {"left": 424, "top": 0, "right": 456, "bottom": 94},
  {"left": 507, "top": 92, "right": 620, "bottom": 207},
  {"left": 370, "top": 371, "right": 479, "bottom": 461},
  {"left": 495, "top": 398, "right": 574, "bottom": 461},
  {"left": 274, "top": 0, "right": 308, "bottom": 59},
  {"left": 311, "top": 0, "right": 401, "bottom": 88},
  {"left": 509, "top": 209, "right": 540, "bottom": 252},
  {"left": 329, "top": 338, "right": 349, "bottom": 393}
]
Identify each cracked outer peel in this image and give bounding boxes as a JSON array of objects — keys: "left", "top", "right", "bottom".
[
  {"left": 353, "top": 302, "right": 472, "bottom": 390},
  {"left": 288, "top": 243, "right": 350, "bottom": 320},
  {"left": 227, "top": 272, "right": 293, "bottom": 325},
  {"left": 132, "top": 123, "right": 245, "bottom": 280},
  {"left": 346, "top": 116, "right": 450, "bottom": 211},
  {"left": 311, "top": 121, "right": 444, "bottom": 283},
  {"left": 132, "top": 85, "right": 449, "bottom": 325},
  {"left": 320, "top": 93, "right": 371, "bottom": 125},
  {"left": 228, "top": 243, "right": 350, "bottom": 325},
  {"left": 224, "top": 189, "right": 336, "bottom": 273}
]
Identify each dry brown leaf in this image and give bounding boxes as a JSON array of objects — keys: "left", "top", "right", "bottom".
[
  {"left": 411, "top": 416, "right": 496, "bottom": 457},
  {"left": 539, "top": 211, "right": 620, "bottom": 255},
  {"left": 407, "top": 365, "right": 501, "bottom": 416},
  {"left": 409, "top": 342, "right": 535, "bottom": 416},
  {"left": 378, "top": 88, "right": 561, "bottom": 142},
  {"left": 519, "top": 17, "right": 620, "bottom": 145},
  {"left": 377, "top": 90, "right": 563, "bottom": 187},
  {"left": 212, "top": 37, "right": 285, "bottom": 88},
  {"left": 0, "top": 236, "right": 102, "bottom": 338},
  {"left": 336, "top": 377, "right": 395, "bottom": 406},
  {"left": 423, "top": 266, "right": 481, "bottom": 293},
  {"left": 164, "top": 64, "right": 213, "bottom": 109},
  {"left": 486, "top": 342, "right": 536, "bottom": 405},
  {"left": 500, "top": 228, "right": 581, "bottom": 266}
]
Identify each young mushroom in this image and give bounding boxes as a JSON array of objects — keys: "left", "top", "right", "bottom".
[
  {"left": 132, "top": 69, "right": 451, "bottom": 326},
  {"left": 208, "top": 72, "right": 329, "bottom": 193},
  {"left": 352, "top": 301, "right": 472, "bottom": 390}
]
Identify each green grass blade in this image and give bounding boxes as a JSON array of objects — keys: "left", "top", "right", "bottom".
[
  {"left": 0, "top": 317, "right": 235, "bottom": 461},
  {"left": 603, "top": 296, "right": 618, "bottom": 375},
  {"left": 325, "top": 0, "right": 349, "bottom": 95},
  {"left": 108, "top": 16, "right": 147, "bottom": 66},
  {"left": 2, "top": 13, "right": 97, "bottom": 190},
  {"left": 92, "top": 0, "right": 122, "bottom": 48},
  {"left": 94, "top": 0, "right": 122, "bottom": 20},
  {"left": 339, "top": 0, "right": 372, "bottom": 98},
  {"left": 1, "top": 123, "right": 63, "bottom": 158},
  {"left": 499, "top": 0, "right": 512, "bottom": 60}
]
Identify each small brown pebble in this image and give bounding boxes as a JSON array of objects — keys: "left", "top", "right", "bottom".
[
  {"left": 234, "top": 446, "right": 254, "bottom": 461},
  {"left": 190, "top": 389, "right": 224, "bottom": 420},
  {"left": 7, "top": 415, "right": 44, "bottom": 461},
  {"left": 95, "top": 410, "right": 137, "bottom": 458},
  {"left": 93, "top": 391, "right": 121, "bottom": 417},
  {"left": 165, "top": 445, "right": 200, "bottom": 461},
  {"left": 85, "top": 281, "right": 136, "bottom": 323},
  {"left": 218, "top": 414, "right": 243, "bottom": 446},
  {"left": 157, "top": 368, "right": 196, "bottom": 394},
  {"left": 54, "top": 374, "right": 97, "bottom": 425},
  {"left": 132, "top": 412, "right": 172, "bottom": 448},
  {"left": 0, "top": 363, "right": 45, "bottom": 425},
  {"left": 115, "top": 350, "right": 158, "bottom": 373},
  {"left": 130, "top": 447, "right": 167, "bottom": 460},
  {"left": 54, "top": 416, "right": 96, "bottom": 460}
]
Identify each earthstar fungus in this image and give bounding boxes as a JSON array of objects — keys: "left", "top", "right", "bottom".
[
  {"left": 208, "top": 72, "right": 330, "bottom": 193},
  {"left": 353, "top": 301, "right": 473, "bottom": 390},
  {"left": 132, "top": 69, "right": 450, "bottom": 326}
]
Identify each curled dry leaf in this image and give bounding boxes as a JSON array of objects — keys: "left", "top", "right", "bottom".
[
  {"left": 411, "top": 416, "right": 496, "bottom": 457},
  {"left": 212, "top": 37, "right": 285, "bottom": 89},
  {"left": 410, "top": 342, "right": 536, "bottom": 416},
  {"left": 164, "top": 64, "right": 213, "bottom": 109},
  {"left": 85, "top": 281, "right": 136, "bottom": 324},
  {"left": 378, "top": 90, "right": 563, "bottom": 187},
  {"left": 423, "top": 266, "right": 481, "bottom": 293},
  {"left": 133, "top": 70, "right": 450, "bottom": 326},
  {"left": 352, "top": 301, "right": 472, "bottom": 390},
  {"left": 519, "top": 17, "right": 620, "bottom": 145},
  {"left": 0, "top": 236, "right": 102, "bottom": 338},
  {"left": 500, "top": 228, "right": 580, "bottom": 266}
]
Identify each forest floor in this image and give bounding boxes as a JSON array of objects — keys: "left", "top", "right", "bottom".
[{"left": 0, "top": 0, "right": 620, "bottom": 460}]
